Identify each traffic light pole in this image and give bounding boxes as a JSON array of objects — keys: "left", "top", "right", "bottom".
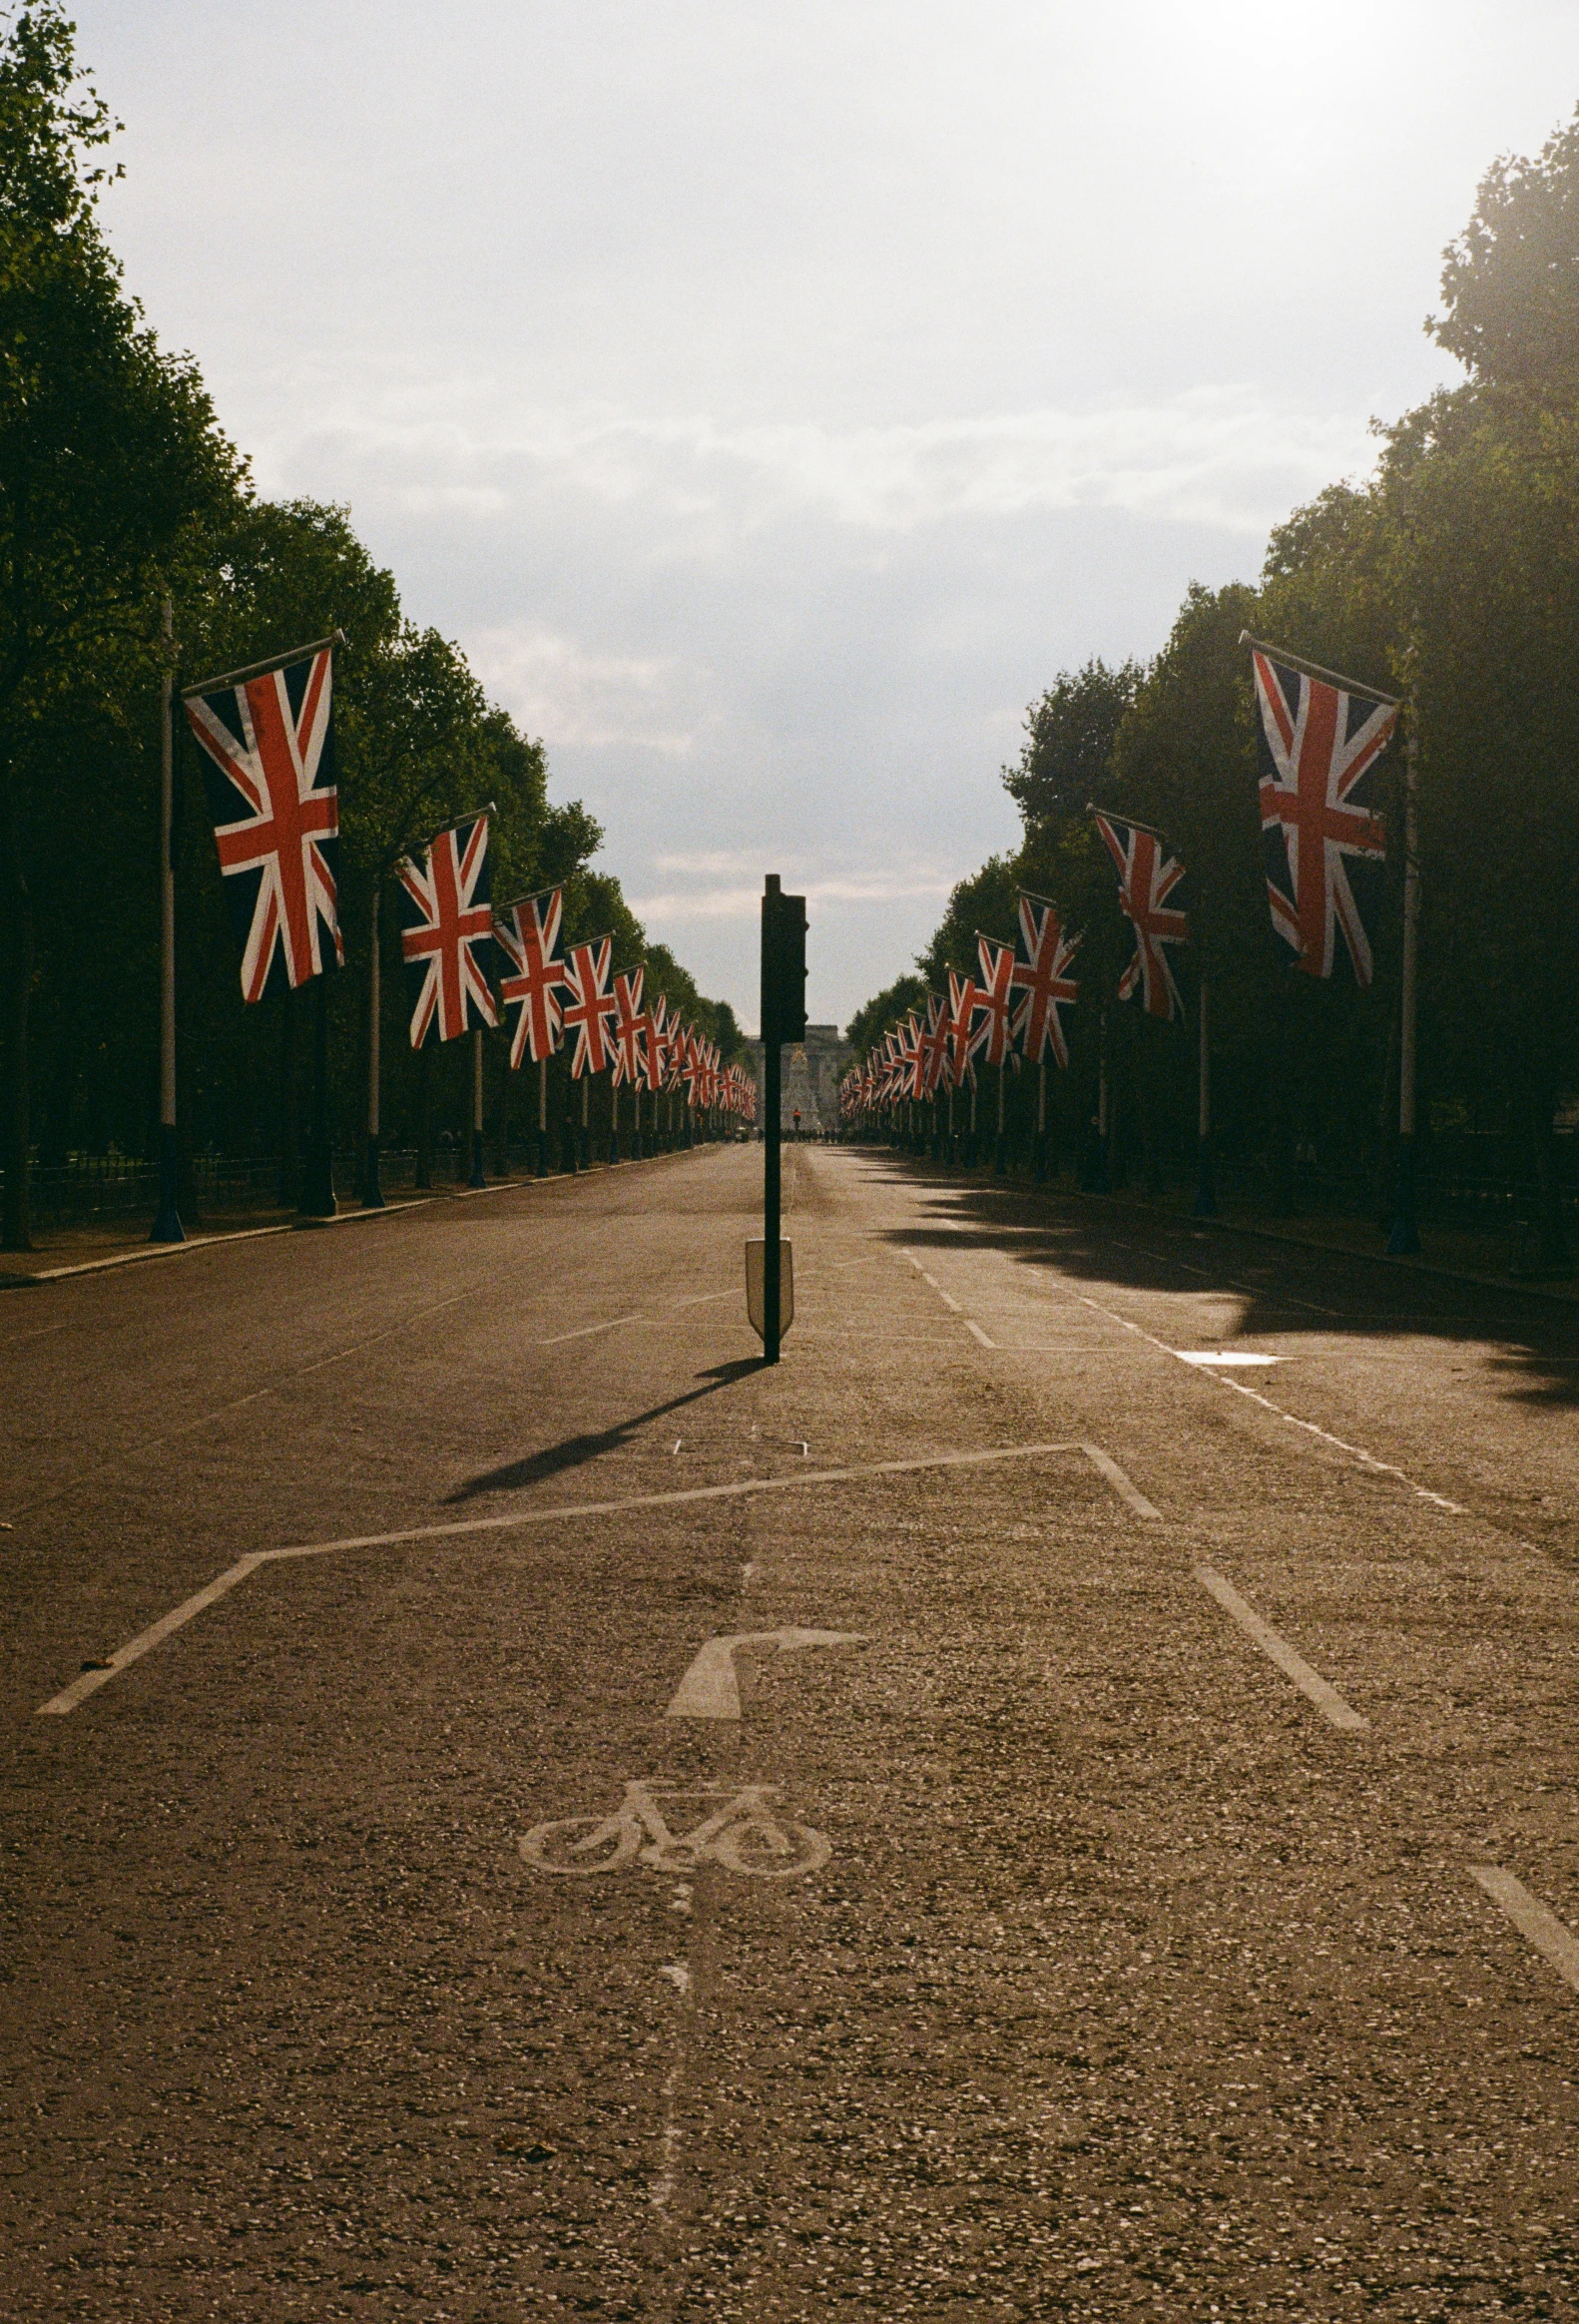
[
  {"left": 764, "top": 1025, "right": 782, "bottom": 1365},
  {"left": 760, "top": 871, "right": 805, "bottom": 1367}
]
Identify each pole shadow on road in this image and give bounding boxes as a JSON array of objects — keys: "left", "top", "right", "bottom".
[
  {"left": 447, "top": 1359, "right": 762, "bottom": 1501},
  {"left": 859, "top": 1155, "right": 1579, "bottom": 1410}
]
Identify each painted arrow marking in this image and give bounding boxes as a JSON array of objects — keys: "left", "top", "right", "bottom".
[{"left": 665, "top": 1628, "right": 868, "bottom": 1719}]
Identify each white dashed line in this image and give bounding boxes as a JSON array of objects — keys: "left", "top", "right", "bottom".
[
  {"left": 1470, "top": 1865, "right": 1579, "bottom": 1994},
  {"left": 902, "top": 1251, "right": 963, "bottom": 1310},
  {"left": 1081, "top": 1444, "right": 1162, "bottom": 1520},
  {"left": 965, "top": 1321, "right": 996, "bottom": 1348},
  {"left": 1195, "top": 1565, "right": 1368, "bottom": 1731},
  {"left": 540, "top": 1313, "right": 647, "bottom": 1345},
  {"left": 1060, "top": 1286, "right": 1469, "bottom": 1514}
]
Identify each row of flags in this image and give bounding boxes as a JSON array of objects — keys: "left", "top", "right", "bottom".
[
  {"left": 181, "top": 642, "right": 755, "bottom": 1120},
  {"left": 841, "top": 644, "right": 1400, "bottom": 1117}
]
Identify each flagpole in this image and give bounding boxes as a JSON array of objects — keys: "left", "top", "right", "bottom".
[
  {"left": 1034, "top": 1057, "right": 1047, "bottom": 1185},
  {"left": 580, "top": 1071, "right": 590, "bottom": 1170},
  {"left": 1194, "top": 970, "right": 1216, "bottom": 1218},
  {"left": 470, "top": 1026, "right": 486, "bottom": 1187},
  {"left": 150, "top": 597, "right": 184, "bottom": 1244},
  {"left": 537, "top": 1055, "right": 549, "bottom": 1177},
  {"left": 1097, "top": 1007, "right": 1110, "bottom": 1193},
  {"left": 995, "top": 1060, "right": 1006, "bottom": 1175},
  {"left": 363, "top": 885, "right": 384, "bottom": 1207},
  {"left": 1387, "top": 730, "right": 1421, "bottom": 1254}
]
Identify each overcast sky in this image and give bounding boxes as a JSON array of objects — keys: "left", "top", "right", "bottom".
[{"left": 77, "top": 0, "right": 1579, "bottom": 1032}]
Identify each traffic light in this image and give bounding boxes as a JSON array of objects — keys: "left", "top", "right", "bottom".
[{"left": 761, "top": 873, "right": 807, "bottom": 1046}]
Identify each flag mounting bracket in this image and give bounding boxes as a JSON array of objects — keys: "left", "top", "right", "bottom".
[
  {"left": 182, "top": 629, "right": 346, "bottom": 701},
  {"left": 1239, "top": 631, "right": 1400, "bottom": 706}
]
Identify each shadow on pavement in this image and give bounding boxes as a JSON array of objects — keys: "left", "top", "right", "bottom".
[
  {"left": 447, "top": 1359, "right": 762, "bottom": 1501},
  {"left": 852, "top": 1152, "right": 1579, "bottom": 1411}
]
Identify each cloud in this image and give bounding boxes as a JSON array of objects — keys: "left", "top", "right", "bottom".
[
  {"left": 465, "top": 623, "right": 712, "bottom": 755},
  {"left": 632, "top": 870, "right": 957, "bottom": 923},
  {"left": 257, "top": 375, "right": 1378, "bottom": 548}
]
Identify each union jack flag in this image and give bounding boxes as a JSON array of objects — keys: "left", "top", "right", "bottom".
[
  {"left": 1092, "top": 810, "right": 1189, "bottom": 1020},
  {"left": 921, "top": 993, "right": 949, "bottom": 1097},
  {"left": 185, "top": 645, "right": 342, "bottom": 1002},
  {"left": 398, "top": 812, "right": 499, "bottom": 1047},
  {"left": 945, "top": 970, "right": 978, "bottom": 1089},
  {"left": 562, "top": 937, "right": 618, "bottom": 1076},
  {"left": 668, "top": 1021, "right": 692, "bottom": 1097},
  {"left": 1253, "top": 648, "right": 1395, "bottom": 986},
  {"left": 973, "top": 935, "right": 1018, "bottom": 1067},
  {"left": 494, "top": 886, "right": 567, "bottom": 1069},
  {"left": 611, "top": 965, "right": 647, "bottom": 1086},
  {"left": 897, "top": 1012, "right": 924, "bottom": 1099},
  {"left": 644, "top": 993, "right": 670, "bottom": 1093},
  {"left": 1011, "top": 891, "right": 1081, "bottom": 1065}
]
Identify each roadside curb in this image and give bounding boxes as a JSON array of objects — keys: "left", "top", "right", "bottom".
[{"left": 0, "top": 1143, "right": 718, "bottom": 1290}]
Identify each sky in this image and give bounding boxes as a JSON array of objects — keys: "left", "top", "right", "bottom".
[{"left": 75, "top": 0, "right": 1579, "bottom": 1033}]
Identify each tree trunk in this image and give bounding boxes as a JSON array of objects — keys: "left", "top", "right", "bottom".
[
  {"left": 1, "top": 869, "right": 32, "bottom": 1251},
  {"left": 415, "top": 1042, "right": 432, "bottom": 1187},
  {"left": 276, "top": 990, "right": 298, "bottom": 1208},
  {"left": 1532, "top": 1087, "right": 1568, "bottom": 1268},
  {"left": 0, "top": 752, "right": 33, "bottom": 1250}
]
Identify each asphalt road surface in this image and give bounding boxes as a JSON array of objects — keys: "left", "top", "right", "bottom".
[{"left": 3, "top": 1142, "right": 1578, "bottom": 2321}]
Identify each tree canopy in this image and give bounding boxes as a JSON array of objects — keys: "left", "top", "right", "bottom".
[
  {"left": 847, "top": 99, "right": 1579, "bottom": 1249},
  {"left": 0, "top": 6, "right": 742, "bottom": 1246}
]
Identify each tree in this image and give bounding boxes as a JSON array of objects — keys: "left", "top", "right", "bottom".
[
  {"left": 1432, "top": 104, "right": 1579, "bottom": 396},
  {"left": 0, "top": 5, "right": 242, "bottom": 1245},
  {"left": 845, "top": 973, "right": 925, "bottom": 1061},
  {"left": 1001, "top": 659, "right": 1141, "bottom": 834},
  {"left": 914, "top": 856, "right": 1018, "bottom": 992}
]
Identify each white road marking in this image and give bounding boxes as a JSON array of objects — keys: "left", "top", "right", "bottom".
[
  {"left": 902, "top": 1250, "right": 962, "bottom": 1309},
  {"left": 1080, "top": 1443, "right": 1162, "bottom": 1519},
  {"left": 658, "top": 1963, "right": 691, "bottom": 1994},
  {"left": 666, "top": 1627, "right": 867, "bottom": 1718},
  {"left": 522, "top": 1780, "right": 831, "bottom": 1880},
  {"left": 966, "top": 1321, "right": 996, "bottom": 1348},
  {"left": 37, "top": 1554, "right": 270, "bottom": 1713},
  {"left": 1175, "top": 1351, "right": 1284, "bottom": 1367},
  {"left": 1470, "top": 1865, "right": 1579, "bottom": 1994},
  {"left": 37, "top": 1440, "right": 1094, "bottom": 1710},
  {"left": 1061, "top": 1285, "right": 1469, "bottom": 1514},
  {"left": 539, "top": 1313, "right": 647, "bottom": 1345},
  {"left": 652, "top": 2062, "right": 684, "bottom": 2214},
  {"left": 1194, "top": 1565, "right": 1368, "bottom": 1731}
]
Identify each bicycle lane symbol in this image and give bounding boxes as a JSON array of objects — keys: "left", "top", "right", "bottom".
[{"left": 521, "top": 1782, "right": 830, "bottom": 1880}]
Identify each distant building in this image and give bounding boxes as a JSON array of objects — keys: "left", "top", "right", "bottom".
[{"left": 745, "top": 1024, "right": 852, "bottom": 1134}]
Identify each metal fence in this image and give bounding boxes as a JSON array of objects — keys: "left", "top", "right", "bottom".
[{"left": 7, "top": 1145, "right": 477, "bottom": 1230}]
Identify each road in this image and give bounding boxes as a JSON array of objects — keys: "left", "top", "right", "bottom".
[{"left": 2, "top": 1141, "right": 1577, "bottom": 2320}]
